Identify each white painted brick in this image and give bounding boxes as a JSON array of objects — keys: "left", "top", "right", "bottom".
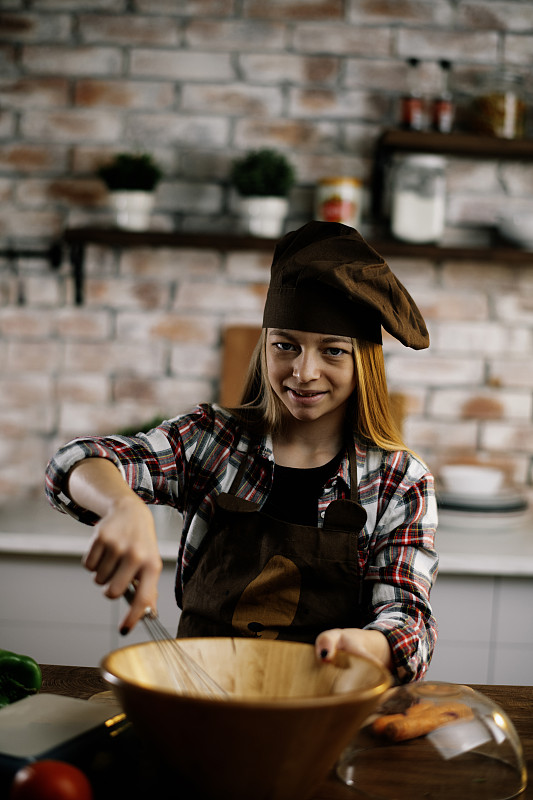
[
  {"left": 412, "top": 288, "right": 489, "bottom": 322},
  {"left": 75, "top": 79, "right": 175, "bottom": 110},
  {"left": 481, "top": 422, "right": 533, "bottom": 453},
  {"left": 494, "top": 292, "right": 533, "bottom": 326},
  {"left": 136, "top": 0, "right": 232, "bottom": 13},
  {"left": 170, "top": 344, "right": 220, "bottom": 379},
  {"left": 22, "top": 45, "right": 122, "bottom": 76},
  {"left": 433, "top": 322, "right": 531, "bottom": 355},
  {"left": 446, "top": 193, "right": 505, "bottom": 226},
  {"left": 441, "top": 260, "right": 522, "bottom": 290},
  {"left": 120, "top": 247, "right": 221, "bottom": 279},
  {"left": 182, "top": 84, "right": 283, "bottom": 117},
  {"left": 446, "top": 159, "right": 501, "bottom": 194},
  {"left": 0, "top": 209, "right": 62, "bottom": 237},
  {"left": 458, "top": 2, "right": 533, "bottom": 32},
  {"left": 130, "top": 49, "right": 234, "bottom": 81},
  {"left": 0, "top": 375, "right": 53, "bottom": 409},
  {"left": 79, "top": 14, "right": 180, "bottom": 45},
  {"left": 123, "top": 113, "right": 230, "bottom": 147},
  {"left": 174, "top": 281, "right": 267, "bottom": 314},
  {"left": 404, "top": 419, "right": 479, "bottom": 452},
  {"left": 185, "top": 19, "right": 286, "bottom": 51},
  {"left": 293, "top": 23, "right": 391, "bottom": 56},
  {"left": 0, "top": 404, "right": 55, "bottom": 436},
  {"left": 53, "top": 309, "right": 113, "bottom": 340},
  {"left": 226, "top": 251, "right": 271, "bottom": 281},
  {"left": 348, "top": 2, "right": 453, "bottom": 26},
  {"left": 397, "top": 28, "right": 499, "bottom": 62},
  {"left": 386, "top": 354, "right": 485, "bottom": 387},
  {"left": 21, "top": 109, "right": 122, "bottom": 143},
  {"left": 0, "top": 307, "right": 53, "bottom": 338},
  {"left": 288, "top": 152, "right": 367, "bottom": 185},
  {"left": 6, "top": 341, "right": 62, "bottom": 373},
  {"left": 498, "top": 162, "right": 533, "bottom": 198},
  {"left": 429, "top": 389, "right": 532, "bottom": 421},
  {"left": 234, "top": 118, "right": 338, "bottom": 152},
  {"left": 27, "top": 0, "right": 125, "bottom": 10},
  {"left": 384, "top": 257, "right": 437, "bottom": 288},
  {"left": 0, "top": 77, "right": 69, "bottom": 109},
  {"left": 116, "top": 311, "right": 219, "bottom": 345},
  {"left": 240, "top": 54, "right": 338, "bottom": 85},
  {"left": 289, "top": 87, "right": 387, "bottom": 121},
  {"left": 489, "top": 358, "right": 533, "bottom": 389},
  {"left": 63, "top": 341, "right": 167, "bottom": 376},
  {"left": 504, "top": 33, "right": 533, "bottom": 63},
  {"left": 56, "top": 374, "right": 109, "bottom": 405},
  {"left": 157, "top": 181, "right": 223, "bottom": 214},
  {"left": 84, "top": 277, "right": 171, "bottom": 310},
  {"left": 22, "top": 275, "right": 62, "bottom": 306}
]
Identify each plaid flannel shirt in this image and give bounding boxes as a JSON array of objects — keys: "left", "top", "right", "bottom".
[{"left": 45, "top": 403, "right": 438, "bottom": 682}]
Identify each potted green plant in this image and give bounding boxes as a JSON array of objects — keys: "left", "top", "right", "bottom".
[
  {"left": 98, "top": 153, "right": 163, "bottom": 231},
  {"left": 230, "top": 149, "right": 296, "bottom": 237}
]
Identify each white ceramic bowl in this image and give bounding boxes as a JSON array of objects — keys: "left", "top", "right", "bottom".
[{"left": 439, "top": 464, "right": 504, "bottom": 497}]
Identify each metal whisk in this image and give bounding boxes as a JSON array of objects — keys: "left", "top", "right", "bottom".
[{"left": 124, "top": 583, "right": 228, "bottom": 699}]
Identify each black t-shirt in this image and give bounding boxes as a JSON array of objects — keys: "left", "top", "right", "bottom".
[{"left": 261, "top": 451, "right": 344, "bottom": 525}]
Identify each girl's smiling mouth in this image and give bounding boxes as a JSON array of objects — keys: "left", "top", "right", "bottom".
[{"left": 286, "top": 387, "right": 326, "bottom": 403}]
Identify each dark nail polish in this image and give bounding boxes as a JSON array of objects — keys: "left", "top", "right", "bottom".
[
  {"left": 320, "top": 648, "right": 329, "bottom": 659},
  {"left": 120, "top": 626, "right": 130, "bottom": 636}
]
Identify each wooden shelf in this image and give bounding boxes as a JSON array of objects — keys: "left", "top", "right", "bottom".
[
  {"left": 55, "top": 225, "right": 533, "bottom": 305},
  {"left": 369, "top": 233, "right": 533, "bottom": 263},
  {"left": 377, "top": 129, "right": 533, "bottom": 159},
  {"left": 62, "top": 226, "right": 278, "bottom": 252}
]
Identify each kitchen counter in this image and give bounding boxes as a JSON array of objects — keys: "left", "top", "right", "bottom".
[
  {"left": 437, "top": 514, "right": 533, "bottom": 576},
  {"left": 0, "top": 495, "right": 180, "bottom": 562},
  {"left": 35, "top": 664, "right": 533, "bottom": 799}
]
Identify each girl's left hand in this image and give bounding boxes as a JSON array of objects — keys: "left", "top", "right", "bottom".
[{"left": 315, "top": 628, "right": 393, "bottom": 672}]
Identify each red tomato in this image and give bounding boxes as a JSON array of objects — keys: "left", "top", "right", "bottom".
[{"left": 9, "top": 760, "right": 93, "bottom": 800}]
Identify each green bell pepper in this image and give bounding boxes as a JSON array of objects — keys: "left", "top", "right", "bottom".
[{"left": 0, "top": 648, "right": 42, "bottom": 708}]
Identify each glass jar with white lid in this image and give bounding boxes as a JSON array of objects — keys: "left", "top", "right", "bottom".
[{"left": 390, "top": 154, "right": 446, "bottom": 244}]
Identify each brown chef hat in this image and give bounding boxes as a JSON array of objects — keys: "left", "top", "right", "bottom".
[{"left": 262, "top": 221, "right": 429, "bottom": 349}]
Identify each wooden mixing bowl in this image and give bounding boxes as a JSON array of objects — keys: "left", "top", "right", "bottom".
[{"left": 101, "top": 637, "right": 391, "bottom": 800}]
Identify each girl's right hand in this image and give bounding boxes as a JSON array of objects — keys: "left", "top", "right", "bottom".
[{"left": 83, "top": 494, "right": 163, "bottom": 634}]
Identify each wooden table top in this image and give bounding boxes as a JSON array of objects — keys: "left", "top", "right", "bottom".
[{"left": 40, "top": 664, "right": 532, "bottom": 799}]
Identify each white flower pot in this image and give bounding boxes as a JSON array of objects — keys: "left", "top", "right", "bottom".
[
  {"left": 238, "top": 196, "right": 289, "bottom": 238},
  {"left": 110, "top": 190, "right": 155, "bottom": 231}
]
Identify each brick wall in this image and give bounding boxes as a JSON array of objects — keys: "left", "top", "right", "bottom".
[{"left": 1, "top": 1, "right": 533, "bottom": 502}]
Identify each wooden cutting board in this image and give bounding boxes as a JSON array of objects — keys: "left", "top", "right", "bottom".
[{"left": 219, "top": 325, "right": 261, "bottom": 406}]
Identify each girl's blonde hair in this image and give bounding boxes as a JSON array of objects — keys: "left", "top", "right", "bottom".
[{"left": 233, "top": 329, "right": 407, "bottom": 453}]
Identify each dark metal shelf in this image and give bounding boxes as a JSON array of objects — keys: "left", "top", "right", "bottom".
[
  {"left": 377, "top": 129, "right": 533, "bottom": 159},
  {"left": 54, "top": 225, "right": 533, "bottom": 305}
]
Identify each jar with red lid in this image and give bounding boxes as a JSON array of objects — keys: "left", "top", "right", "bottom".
[{"left": 315, "top": 177, "right": 362, "bottom": 228}]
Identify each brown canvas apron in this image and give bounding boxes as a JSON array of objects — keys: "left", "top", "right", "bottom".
[{"left": 178, "top": 441, "right": 368, "bottom": 643}]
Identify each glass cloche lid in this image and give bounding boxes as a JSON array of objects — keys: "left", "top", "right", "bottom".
[{"left": 336, "top": 681, "right": 527, "bottom": 799}]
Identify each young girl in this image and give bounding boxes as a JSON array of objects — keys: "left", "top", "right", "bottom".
[{"left": 45, "top": 221, "right": 438, "bottom": 684}]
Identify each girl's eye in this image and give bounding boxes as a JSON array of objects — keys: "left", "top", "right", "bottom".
[
  {"left": 273, "top": 341, "right": 296, "bottom": 352},
  {"left": 325, "top": 346, "right": 349, "bottom": 356}
]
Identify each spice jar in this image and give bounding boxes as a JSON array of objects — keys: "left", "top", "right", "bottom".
[
  {"left": 315, "top": 177, "right": 362, "bottom": 228},
  {"left": 390, "top": 154, "right": 446, "bottom": 244},
  {"left": 471, "top": 71, "right": 525, "bottom": 139}
]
